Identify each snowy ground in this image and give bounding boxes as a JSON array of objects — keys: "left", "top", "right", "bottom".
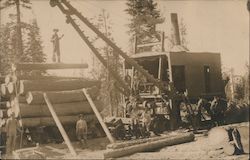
[{"left": 3, "top": 125, "right": 249, "bottom": 159}]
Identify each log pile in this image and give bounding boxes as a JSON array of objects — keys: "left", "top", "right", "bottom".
[
  {"left": 0, "top": 63, "right": 102, "bottom": 128},
  {"left": 18, "top": 80, "right": 101, "bottom": 127}
]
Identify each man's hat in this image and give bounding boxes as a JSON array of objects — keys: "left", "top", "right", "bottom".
[{"left": 53, "top": 28, "right": 59, "bottom": 32}]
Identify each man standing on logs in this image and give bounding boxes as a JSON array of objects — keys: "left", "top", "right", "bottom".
[
  {"left": 76, "top": 114, "right": 88, "bottom": 148},
  {"left": 6, "top": 112, "right": 21, "bottom": 155},
  {"left": 51, "top": 29, "right": 64, "bottom": 63}
]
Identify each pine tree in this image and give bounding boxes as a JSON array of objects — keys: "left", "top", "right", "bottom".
[
  {"left": 90, "top": 10, "right": 123, "bottom": 117},
  {"left": 0, "top": 0, "right": 46, "bottom": 75},
  {"left": 125, "top": 0, "right": 164, "bottom": 53},
  {"left": 25, "top": 20, "right": 46, "bottom": 63}
]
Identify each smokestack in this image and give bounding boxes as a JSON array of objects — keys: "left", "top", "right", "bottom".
[
  {"left": 170, "top": 13, "right": 188, "bottom": 52},
  {"left": 171, "top": 13, "right": 181, "bottom": 45}
]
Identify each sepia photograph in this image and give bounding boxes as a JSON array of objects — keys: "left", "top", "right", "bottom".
[{"left": 0, "top": 0, "right": 249, "bottom": 159}]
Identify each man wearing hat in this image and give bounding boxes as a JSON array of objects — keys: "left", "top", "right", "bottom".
[
  {"left": 51, "top": 29, "right": 64, "bottom": 63},
  {"left": 6, "top": 112, "right": 21, "bottom": 155},
  {"left": 76, "top": 114, "right": 87, "bottom": 148}
]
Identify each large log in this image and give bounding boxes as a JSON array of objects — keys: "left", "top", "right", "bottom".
[
  {"left": 19, "top": 100, "right": 103, "bottom": 118},
  {"left": 16, "top": 63, "right": 88, "bottom": 70},
  {"left": 19, "top": 79, "right": 100, "bottom": 95},
  {"left": 21, "top": 114, "right": 98, "bottom": 127},
  {"left": 107, "top": 133, "right": 181, "bottom": 149},
  {"left": 17, "top": 75, "right": 88, "bottom": 80},
  {"left": 104, "top": 132, "right": 195, "bottom": 158},
  {"left": 26, "top": 87, "right": 99, "bottom": 105},
  {"left": 223, "top": 142, "right": 236, "bottom": 155},
  {"left": 208, "top": 127, "right": 229, "bottom": 148}
]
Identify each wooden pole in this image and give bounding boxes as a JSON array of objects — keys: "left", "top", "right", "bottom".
[
  {"left": 230, "top": 68, "right": 235, "bottom": 101},
  {"left": 82, "top": 88, "right": 115, "bottom": 143},
  {"left": 158, "top": 56, "right": 162, "bottom": 80},
  {"left": 161, "top": 32, "right": 165, "bottom": 52},
  {"left": 43, "top": 93, "right": 77, "bottom": 156}
]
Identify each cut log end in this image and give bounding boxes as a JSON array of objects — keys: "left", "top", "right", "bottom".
[
  {"left": 208, "top": 127, "right": 229, "bottom": 148},
  {"left": 223, "top": 142, "right": 235, "bottom": 155},
  {"left": 19, "top": 81, "right": 24, "bottom": 95},
  {"left": 1, "top": 84, "right": 6, "bottom": 95},
  {"left": 7, "top": 82, "right": 14, "bottom": 94},
  {"left": 26, "top": 92, "right": 33, "bottom": 104}
]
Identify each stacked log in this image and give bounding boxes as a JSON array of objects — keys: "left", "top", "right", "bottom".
[
  {"left": 26, "top": 87, "right": 99, "bottom": 105},
  {"left": 1, "top": 63, "right": 102, "bottom": 143},
  {"left": 18, "top": 84, "right": 101, "bottom": 127},
  {"left": 21, "top": 114, "right": 98, "bottom": 128},
  {"left": 19, "top": 79, "right": 100, "bottom": 95},
  {"left": 19, "top": 100, "right": 103, "bottom": 118}
]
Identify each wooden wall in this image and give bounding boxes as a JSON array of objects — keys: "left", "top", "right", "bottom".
[{"left": 169, "top": 52, "right": 224, "bottom": 99}]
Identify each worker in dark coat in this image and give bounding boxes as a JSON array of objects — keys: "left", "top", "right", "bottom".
[
  {"left": 6, "top": 112, "right": 21, "bottom": 155},
  {"left": 51, "top": 29, "right": 64, "bottom": 63},
  {"left": 76, "top": 114, "right": 87, "bottom": 148}
]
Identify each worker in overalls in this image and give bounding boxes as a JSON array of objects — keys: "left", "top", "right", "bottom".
[
  {"left": 6, "top": 112, "right": 20, "bottom": 155},
  {"left": 51, "top": 29, "right": 64, "bottom": 63},
  {"left": 76, "top": 114, "right": 87, "bottom": 148}
]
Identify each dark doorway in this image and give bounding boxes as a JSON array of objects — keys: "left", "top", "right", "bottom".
[
  {"left": 204, "top": 66, "right": 211, "bottom": 93},
  {"left": 172, "top": 65, "right": 186, "bottom": 93}
]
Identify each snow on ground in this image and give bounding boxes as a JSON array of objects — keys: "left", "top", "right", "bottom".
[{"left": 6, "top": 125, "right": 249, "bottom": 159}]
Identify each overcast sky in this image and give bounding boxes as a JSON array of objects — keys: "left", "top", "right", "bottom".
[{"left": 1, "top": 0, "right": 249, "bottom": 75}]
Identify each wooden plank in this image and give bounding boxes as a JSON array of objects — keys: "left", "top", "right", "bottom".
[
  {"left": 104, "top": 132, "right": 195, "bottom": 158},
  {"left": 82, "top": 88, "right": 115, "bottom": 144},
  {"left": 21, "top": 114, "right": 97, "bottom": 127},
  {"left": 26, "top": 87, "right": 99, "bottom": 104},
  {"left": 43, "top": 93, "right": 77, "bottom": 156},
  {"left": 19, "top": 100, "right": 103, "bottom": 118},
  {"left": 16, "top": 63, "right": 88, "bottom": 70},
  {"left": 19, "top": 79, "right": 100, "bottom": 95}
]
